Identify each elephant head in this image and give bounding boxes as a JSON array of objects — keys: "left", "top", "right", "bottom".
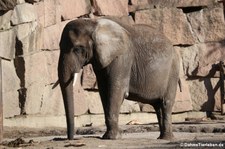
[{"left": 58, "top": 18, "right": 130, "bottom": 140}]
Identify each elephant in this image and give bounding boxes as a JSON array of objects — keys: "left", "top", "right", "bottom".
[{"left": 58, "top": 17, "right": 180, "bottom": 140}]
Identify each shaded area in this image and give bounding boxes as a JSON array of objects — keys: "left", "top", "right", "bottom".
[
  {"left": 14, "top": 37, "right": 27, "bottom": 115},
  {"left": 185, "top": 40, "right": 225, "bottom": 114},
  {"left": 180, "top": 6, "right": 205, "bottom": 14},
  {"left": 0, "top": 0, "right": 16, "bottom": 13}
]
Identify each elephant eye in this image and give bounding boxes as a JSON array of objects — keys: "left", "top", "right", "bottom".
[{"left": 73, "top": 45, "right": 86, "bottom": 54}]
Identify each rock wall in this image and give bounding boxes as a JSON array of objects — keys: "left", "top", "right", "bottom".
[{"left": 0, "top": 0, "right": 224, "bottom": 119}]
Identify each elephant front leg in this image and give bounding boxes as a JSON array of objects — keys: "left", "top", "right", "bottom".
[
  {"left": 103, "top": 114, "right": 121, "bottom": 139},
  {"left": 95, "top": 71, "right": 125, "bottom": 140},
  {"left": 94, "top": 55, "right": 132, "bottom": 139},
  {"left": 102, "top": 86, "right": 125, "bottom": 140}
]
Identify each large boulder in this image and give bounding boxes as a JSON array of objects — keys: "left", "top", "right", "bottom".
[
  {"left": 173, "top": 78, "right": 193, "bottom": 113},
  {"left": 11, "top": 3, "right": 37, "bottom": 25},
  {"left": 188, "top": 78, "right": 221, "bottom": 111},
  {"left": 135, "top": 8, "right": 196, "bottom": 45},
  {"left": 86, "top": 91, "right": 141, "bottom": 114},
  {"left": 92, "top": 0, "right": 128, "bottom": 16},
  {"left": 60, "top": 0, "right": 91, "bottom": 20},
  {"left": 0, "top": 28, "right": 16, "bottom": 60},
  {"left": 179, "top": 41, "right": 225, "bottom": 77},
  {"left": 81, "top": 64, "right": 97, "bottom": 90},
  {"left": 19, "top": 51, "right": 63, "bottom": 115},
  {"left": 146, "top": 0, "right": 217, "bottom": 8},
  {"left": 0, "top": 10, "right": 13, "bottom": 30},
  {"left": 186, "top": 3, "right": 225, "bottom": 43},
  {"left": 43, "top": 20, "right": 70, "bottom": 50},
  {"left": 38, "top": 51, "right": 65, "bottom": 116},
  {"left": 129, "top": 0, "right": 218, "bottom": 12},
  {"left": 2, "top": 60, "right": 20, "bottom": 117},
  {"left": 16, "top": 22, "right": 43, "bottom": 54},
  {"left": 43, "top": 0, "right": 61, "bottom": 27},
  {"left": 34, "top": 1, "right": 44, "bottom": 27},
  {"left": 120, "top": 100, "right": 140, "bottom": 114},
  {"left": 86, "top": 91, "right": 103, "bottom": 114},
  {"left": 73, "top": 71, "right": 89, "bottom": 116}
]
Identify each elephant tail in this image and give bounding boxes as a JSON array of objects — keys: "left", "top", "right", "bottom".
[{"left": 178, "top": 78, "right": 182, "bottom": 92}]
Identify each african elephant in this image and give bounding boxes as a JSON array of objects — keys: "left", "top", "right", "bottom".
[{"left": 58, "top": 17, "right": 180, "bottom": 140}]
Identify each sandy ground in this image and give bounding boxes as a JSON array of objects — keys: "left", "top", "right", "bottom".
[
  {"left": 1, "top": 119, "right": 225, "bottom": 149},
  {"left": 2, "top": 132, "right": 225, "bottom": 149}
]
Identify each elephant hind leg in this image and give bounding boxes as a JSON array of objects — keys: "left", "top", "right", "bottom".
[
  {"left": 160, "top": 99, "right": 175, "bottom": 140},
  {"left": 152, "top": 102, "right": 164, "bottom": 139},
  {"left": 153, "top": 99, "right": 174, "bottom": 140},
  {"left": 159, "top": 79, "right": 178, "bottom": 140}
]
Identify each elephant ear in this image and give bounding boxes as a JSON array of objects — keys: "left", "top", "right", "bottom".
[{"left": 92, "top": 18, "right": 130, "bottom": 68}]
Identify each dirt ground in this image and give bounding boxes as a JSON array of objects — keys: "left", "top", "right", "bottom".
[{"left": 1, "top": 118, "right": 225, "bottom": 149}]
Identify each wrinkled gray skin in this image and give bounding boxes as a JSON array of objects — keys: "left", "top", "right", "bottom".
[{"left": 58, "top": 17, "right": 180, "bottom": 140}]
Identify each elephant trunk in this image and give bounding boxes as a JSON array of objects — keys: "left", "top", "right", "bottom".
[
  {"left": 58, "top": 56, "right": 75, "bottom": 140},
  {"left": 60, "top": 81, "right": 74, "bottom": 140}
]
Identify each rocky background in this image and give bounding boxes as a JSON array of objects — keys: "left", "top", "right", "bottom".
[{"left": 0, "top": 0, "right": 224, "bottom": 120}]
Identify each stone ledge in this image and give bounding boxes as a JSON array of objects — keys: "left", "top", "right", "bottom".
[{"left": 3, "top": 112, "right": 206, "bottom": 128}]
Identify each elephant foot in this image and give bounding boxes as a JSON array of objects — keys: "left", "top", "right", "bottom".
[
  {"left": 157, "top": 133, "right": 174, "bottom": 140},
  {"left": 102, "top": 130, "right": 121, "bottom": 140}
]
